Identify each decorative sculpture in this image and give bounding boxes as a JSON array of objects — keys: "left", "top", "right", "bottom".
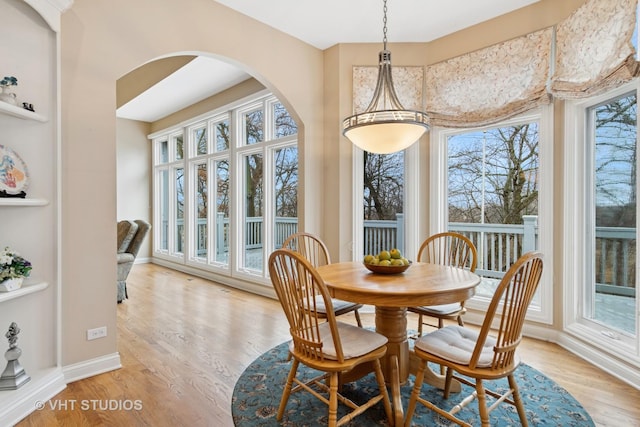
[{"left": 0, "top": 322, "right": 30, "bottom": 390}]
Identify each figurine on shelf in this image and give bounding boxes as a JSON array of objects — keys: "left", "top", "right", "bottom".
[
  {"left": 0, "top": 322, "right": 31, "bottom": 390},
  {"left": 22, "top": 102, "right": 34, "bottom": 112},
  {"left": 0, "top": 76, "right": 18, "bottom": 106}
]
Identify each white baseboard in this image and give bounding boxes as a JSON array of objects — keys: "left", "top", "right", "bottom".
[
  {"left": 0, "top": 368, "right": 66, "bottom": 427},
  {"left": 0, "top": 354, "right": 122, "bottom": 426},
  {"left": 557, "top": 333, "right": 640, "bottom": 390},
  {"left": 62, "top": 352, "right": 122, "bottom": 384}
]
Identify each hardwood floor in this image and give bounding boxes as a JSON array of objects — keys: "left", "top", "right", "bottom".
[{"left": 18, "top": 263, "right": 640, "bottom": 427}]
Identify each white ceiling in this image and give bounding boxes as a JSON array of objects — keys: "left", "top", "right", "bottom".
[{"left": 116, "top": 0, "right": 539, "bottom": 122}]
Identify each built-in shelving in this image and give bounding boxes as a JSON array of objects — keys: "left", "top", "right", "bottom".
[
  {"left": 0, "top": 198, "right": 49, "bottom": 206},
  {"left": 0, "top": 101, "right": 47, "bottom": 122},
  {"left": 0, "top": 280, "right": 48, "bottom": 303},
  {"left": 0, "top": 1, "right": 69, "bottom": 424}
]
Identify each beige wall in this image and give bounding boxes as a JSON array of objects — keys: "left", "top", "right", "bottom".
[
  {"left": 61, "top": 0, "right": 324, "bottom": 366},
  {"left": 62, "top": 0, "right": 585, "bottom": 367},
  {"left": 116, "top": 118, "right": 152, "bottom": 260}
]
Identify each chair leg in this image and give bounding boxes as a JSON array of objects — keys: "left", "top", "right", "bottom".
[
  {"left": 443, "top": 367, "right": 454, "bottom": 399},
  {"left": 354, "top": 309, "right": 363, "bottom": 328},
  {"left": 404, "top": 359, "right": 427, "bottom": 427},
  {"left": 457, "top": 315, "right": 464, "bottom": 326},
  {"left": 277, "top": 359, "right": 299, "bottom": 421},
  {"left": 372, "top": 359, "right": 394, "bottom": 426},
  {"left": 475, "top": 379, "right": 490, "bottom": 427},
  {"left": 508, "top": 374, "right": 529, "bottom": 427},
  {"left": 328, "top": 372, "right": 338, "bottom": 427},
  {"left": 417, "top": 314, "right": 424, "bottom": 337}
]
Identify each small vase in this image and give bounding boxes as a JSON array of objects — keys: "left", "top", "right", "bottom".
[
  {"left": 0, "top": 277, "right": 24, "bottom": 292},
  {"left": 0, "top": 86, "right": 17, "bottom": 106}
]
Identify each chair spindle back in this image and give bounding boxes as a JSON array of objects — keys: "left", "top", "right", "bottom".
[
  {"left": 282, "top": 232, "right": 331, "bottom": 267},
  {"left": 470, "top": 251, "right": 543, "bottom": 370},
  {"left": 268, "top": 249, "right": 344, "bottom": 363},
  {"left": 418, "top": 232, "right": 477, "bottom": 272}
]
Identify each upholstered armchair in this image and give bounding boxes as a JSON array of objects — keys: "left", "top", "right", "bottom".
[{"left": 117, "top": 219, "right": 151, "bottom": 303}]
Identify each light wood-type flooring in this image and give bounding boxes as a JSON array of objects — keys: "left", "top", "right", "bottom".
[{"left": 17, "top": 263, "right": 640, "bottom": 426}]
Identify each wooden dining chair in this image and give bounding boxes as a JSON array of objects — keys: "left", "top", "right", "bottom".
[
  {"left": 268, "top": 249, "right": 394, "bottom": 427},
  {"left": 408, "top": 232, "right": 477, "bottom": 337},
  {"left": 282, "top": 232, "right": 363, "bottom": 327},
  {"left": 403, "top": 251, "right": 544, "bottom": 427}
]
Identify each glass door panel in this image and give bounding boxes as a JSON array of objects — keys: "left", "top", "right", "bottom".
[
  {"left": 194, "top": 163, "right": 207, "bottom": 260},
  {"left": 175, "top": 167, "right": 184, "bottom": 254},
  {"left": 242, "top": 153, "right": 263, "bottom": 271},
  {"left": 274, "top": 146, "right": 298, "bottom": 248},
  {"left": 363, "top": 151, "right": 405, "bottom": 257},
  {"left": 447, "top": 124, "right": 539, "bottom": 302},
  {"left": 215, "top": 160, "right": 230, "bottom": 265},
  {"left": 590, "top": 92, "right": 637, "bottom": 335}
]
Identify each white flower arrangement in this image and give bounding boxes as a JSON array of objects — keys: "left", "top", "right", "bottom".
[{"left": 0, "top": 247, "right": 32, "bottom": 281}]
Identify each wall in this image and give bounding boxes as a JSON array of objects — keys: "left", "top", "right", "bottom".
[
  {"left": 61, "top": 0, "right": 324, "bottom": 367},
  {"left": 116, "top": 118, "right": 152, "bottom": 261}
]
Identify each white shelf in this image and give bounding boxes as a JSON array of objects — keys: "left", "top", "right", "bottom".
[
  {"left": 0, "top": 101, "right": 47, "bottom": 122},
  {"left": 0, "top": 198, "right": 49, "bottom": 206},
  {"left": 0, "top": 280, "right": 49, "bottom": 303}
]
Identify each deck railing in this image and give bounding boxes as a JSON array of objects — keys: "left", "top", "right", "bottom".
[{"left": 168, "top": 214, "right": 635, "bottom": 297}]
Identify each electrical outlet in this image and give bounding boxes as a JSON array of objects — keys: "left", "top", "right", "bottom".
[{"left": 87, "top": 326, "right": 107, "bottom": 341}]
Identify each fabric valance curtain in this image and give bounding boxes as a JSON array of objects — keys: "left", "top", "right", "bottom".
[
  {"left": 550, "top": 0, "right": 639, "bottom": 99},
  {"left": 352, "top": 0, "right": 638, "bottom": 128},
  {"left": 424, "top": 28, "right": 553, "bottom": 128}
]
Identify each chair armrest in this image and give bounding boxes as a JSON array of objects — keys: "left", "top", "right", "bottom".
[{"left": 117, "top": 253, "right": 135, "bottom": 264}]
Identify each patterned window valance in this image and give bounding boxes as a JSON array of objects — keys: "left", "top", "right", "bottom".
[
  {"left": 550, "top": 0, "right": 639, "bottom": 99},
  {"left": 424, "top": 28, "right": 553, "bottom": 128},
  {"left": 352, "top": 66, "right": 424, "bottom": 113},
  {"left": 350, "top": 0, "right": 638, "bottom": 129}
]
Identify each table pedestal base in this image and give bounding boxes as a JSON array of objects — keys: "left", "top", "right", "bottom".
[{"left": 376, "top": 306, "right": 409, "bottom": 384}]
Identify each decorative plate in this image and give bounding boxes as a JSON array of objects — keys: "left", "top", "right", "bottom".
[
  {"left": 363, "top": 261, "right": 412, "bottom": 275},
  {"left": 0, "top": 145, "right": 29, "bottom": 196}
]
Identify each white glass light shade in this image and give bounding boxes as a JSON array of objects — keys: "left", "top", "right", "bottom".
[{"left": 342, "top": 109, "right": 428, "bottom": 154}]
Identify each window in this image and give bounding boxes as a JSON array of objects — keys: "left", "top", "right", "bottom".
[
  {"left": 362, "top": 151, "right": 406, "bottom": 257},
  {"left": 154, "top": 132, "right": 185, "bottom": 256},
  {"left": 431, "top": 108, "right": 553, "bottom": 323},
  {"left": 151, "top": 92, "right": 298, "bottom": 285},
  {"left": 565, "top": 82, "right": 639, "bottom": 357}
]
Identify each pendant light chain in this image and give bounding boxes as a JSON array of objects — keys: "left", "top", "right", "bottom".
[{"left": 382, "top": 0, "right": 388, "bottom": 50}]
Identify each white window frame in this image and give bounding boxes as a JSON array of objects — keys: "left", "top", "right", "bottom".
[
  {"left": 430, "top": 107, "right": 554, "bottom": 324},
  {"left": 150, "top": 90, "right": 298, "bottom": 288},
  {"left": 564, "top": 81, "right": 640, "bottom": 362}
]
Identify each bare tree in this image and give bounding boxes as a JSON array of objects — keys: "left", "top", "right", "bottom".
[
  {"left": 594, "top": 93, "right": 637, "bottom": 227},
  {"left": 363, "top": 151, "right": 404, "bottom": 220},
  {"left": 448, "top": 124, "right": 539, "bottom": 225},
  {"left": 274, "top": 147, "right": 298, "bottom": 217}
]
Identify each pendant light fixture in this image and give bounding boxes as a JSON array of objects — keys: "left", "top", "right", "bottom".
[{"left": 342, "top": 0, "right": 429, "bottom": 154}]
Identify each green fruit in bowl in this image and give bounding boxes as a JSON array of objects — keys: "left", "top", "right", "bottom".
[
  {"left": 390, "top": 248, "right": 402, "bottom": 259},
  {"left": 378, "top": 250, "right": 391, "bottom": 261},
  {"left": 363, "top": 254, "right": 374, "bottom": 263},
  {"left": 379, "top": 259, "right": 392, "bottom": 266}
]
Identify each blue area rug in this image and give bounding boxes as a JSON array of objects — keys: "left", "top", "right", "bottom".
[{"left": 232, "top": 340, "right": 594, "bottom": 426}]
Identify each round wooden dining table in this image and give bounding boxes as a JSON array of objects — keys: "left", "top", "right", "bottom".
[{"left": 316, "top": 260, "right": 480, "bottom": 425}]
